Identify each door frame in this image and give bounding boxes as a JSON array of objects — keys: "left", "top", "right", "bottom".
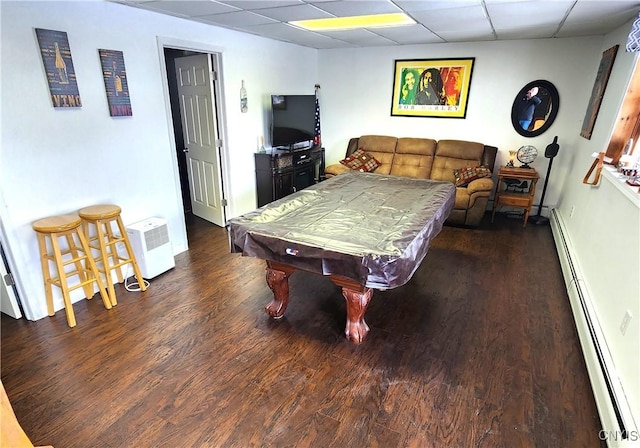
[
  {"left": 156, "top": 37, "right": 231, "bottom": 236},
  {"left": 0, "top": 191, "right": 30, "bottom": 319},
  {"left": 0, "top": 212, "right": 26, "bottom": 319},
  {"left": 1, "top": 240, "right": 22, "bottom": 319}
]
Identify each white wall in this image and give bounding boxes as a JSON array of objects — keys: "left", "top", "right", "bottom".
[
  {"left": 0, "top": 0, "right": 317, "bottom": 321},
  {"left": 552, "top": 24, "right": 640, "bottom": 425}
]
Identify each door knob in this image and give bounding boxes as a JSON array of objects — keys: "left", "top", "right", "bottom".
[{"left": 182, "top": 148, "right": 189, "bottom": 153}]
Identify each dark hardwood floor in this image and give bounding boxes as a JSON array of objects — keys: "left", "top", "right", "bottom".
[{"left": 1, "top": 212, "right": 604, "bottom": 448}]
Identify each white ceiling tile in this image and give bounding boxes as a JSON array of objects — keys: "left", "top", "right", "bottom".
[
  {"left": 487, "top": 1, "right": 571, "bottom": 29},
  {"left": 412, "top": 6, "right": 492, "bottom": 33},
  {"left": 250, "top": 22, "right": 356, "bottom": 47},
  {"left": 253, "top": 4, "right": 334, "bottom": 21},
  {"left": 316, "top": 28, "right": 396, "bottom": 45},
  {"left": 560, "top": 0, "right": 640, "bottom": 33},
  {"left": 197, "top": 10, "right": 278, "bottom": 26},
  {"left": 243, "top": 21, "right": 338, "bottom": 42},
  {"left": 109, "top": 0, "right": 640, "bottom": 49},
  {"left": 115, "top": 0, "right": 169, "bottom": 3},
  {"left": 217, "top": 0, "right": 304, "bottom": 10},
  {"left": 556, "top": 19, "right": 630, "bottom": 38},
  {"left": 496, "top": 24, "right": 559, "bottom": 40},
  {"left": 436, "top": 30, "right": 496, "bottom": 42},
  {"left": 394, "top": 0, "right": 481, "bottom": 13},
  {"left": 568, "top": 0, "right": 640, "bottom": 19},
  {"left": 371, "top": 24, "right": 445, "bottom": 44},
  {"left": 140, "top": 0, "right": 238, "bottom": 17},
  {"left": 311, "top": 0, "right": 402, "bottom": 17}
]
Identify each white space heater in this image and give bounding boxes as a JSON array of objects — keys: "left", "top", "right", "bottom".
[{"left": 126, "top": 217, "right": 175, "bottom": 279}]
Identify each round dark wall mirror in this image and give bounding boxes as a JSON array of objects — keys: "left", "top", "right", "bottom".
[{"left": 511, "top": 80, "right": 560, "bottom": 137}]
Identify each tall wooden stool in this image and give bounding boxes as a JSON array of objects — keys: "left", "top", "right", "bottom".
[
  {"left": 32, "top": 214, "right": 112, "bottom": 328},
  {"left": 78, "top": 204, "right": 147, "bottom": 307}
]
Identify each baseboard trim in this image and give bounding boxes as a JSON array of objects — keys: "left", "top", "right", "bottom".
[{"left": 550, "top": 209, "right": 638, "bottom": 447}]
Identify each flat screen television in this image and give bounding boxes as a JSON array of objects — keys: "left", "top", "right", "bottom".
[{"left": 270, "top": 94, "right": 316, "bottom": 150}]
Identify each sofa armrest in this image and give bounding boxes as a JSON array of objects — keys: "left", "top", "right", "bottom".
[
  {"left": 325, "top": 163, "right": 351, "bottom": 177},
  {"left": 325, "top": 138, "right": 361, "bottom": 178},
  {"left": 346, "top": 138, "right": 360, "bottom": 157},
  {"left": 466, "top": 177, "right": 494, "bottom": 194},
  {"left": 464, "top": 177, "right": 494, "bottom": 209}
]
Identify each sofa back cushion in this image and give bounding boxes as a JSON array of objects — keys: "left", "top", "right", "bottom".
[
  {"left": 356, "top": 135, "right": 398, "bottom": 175},
  {"left": 389, "top": 138, "right": 437, "bottom": 179},
  {"left": 431, "top": 139, "right": 486, "bottom": 183}
]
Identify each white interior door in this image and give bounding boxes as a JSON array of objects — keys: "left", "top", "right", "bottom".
[{"left": 175, "top": 54, "right": 225, "bottom": 226}]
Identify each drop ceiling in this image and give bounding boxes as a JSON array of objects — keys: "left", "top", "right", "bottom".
[{"left": 110, "top": 0, "right": 640, "bottom": 49}]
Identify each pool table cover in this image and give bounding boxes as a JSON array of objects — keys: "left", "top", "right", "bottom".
[{"left": 228, "top": 171, "right": 455, "bottom": 290}]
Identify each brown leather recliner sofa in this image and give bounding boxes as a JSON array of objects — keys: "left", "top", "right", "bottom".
[{"left": 324, "top": 135, "right": 498, "bottom": 227}]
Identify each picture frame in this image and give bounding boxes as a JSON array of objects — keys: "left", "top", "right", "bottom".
[
  {"left": 580, "top": 45, "right": 618, "bottom": 139},
  {"left": 35, "top": 28, "right": 82, "bottom": 108},
  {"left": 390, "top": 58, "right": 475, "bottom": 118},
  {"left": 510, "top": 79, "right": 560, "bottom": 138},
  {"left": 99, "top": 49, "right": 132, "bottom": 117}
]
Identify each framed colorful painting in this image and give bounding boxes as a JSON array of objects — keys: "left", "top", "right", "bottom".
[{"left": 390, "top": 58, "right": 475, "bottom": 118}]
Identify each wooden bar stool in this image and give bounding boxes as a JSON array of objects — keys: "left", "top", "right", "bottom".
[
  {"left": 78, "top": 204, "right": 147, "bottom": 307},
  {"left": 32, "top": 214, "right": 112, "bottom": 328}
]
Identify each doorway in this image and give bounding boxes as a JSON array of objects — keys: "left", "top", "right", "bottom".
[
  {"left": 0, "top": 242, "right": 22, "bottom": 319},
  {"left": 163, "top": 47, "right": 227, "bottom": 227}
]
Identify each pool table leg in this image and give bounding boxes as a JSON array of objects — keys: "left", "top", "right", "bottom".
[
  {"left": 264, "top": 262, "right": 295, "bottom": 318},
  {"left": 264, "top": 263, "right": 374, "bottom": 343},
  {"left": 340, "top": 287, "right": 373, "bottom": 344}
]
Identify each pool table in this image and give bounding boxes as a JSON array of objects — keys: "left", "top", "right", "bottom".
[{"left": 228, "top": 171, "right": 455, "bottom": 343}]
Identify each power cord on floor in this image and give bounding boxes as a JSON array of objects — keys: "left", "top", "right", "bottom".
[{"left": 124, "top": 265, "right": 150, "bottom": 292}]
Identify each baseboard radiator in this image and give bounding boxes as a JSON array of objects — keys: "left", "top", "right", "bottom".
[{"left": 550, "top": 209, "right": 637, "bottom": 447}]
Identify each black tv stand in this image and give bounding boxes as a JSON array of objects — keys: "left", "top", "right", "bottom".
[{"left": 255, "top": 145, "right": 325, "bottom": 208}]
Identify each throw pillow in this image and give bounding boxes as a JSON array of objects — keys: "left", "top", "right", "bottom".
[
  {"left": 453, "top": 166, "right": 492, "bottom": 187},
  {"left": 339, "top": 148, "right": 381, "bottom": 173}
]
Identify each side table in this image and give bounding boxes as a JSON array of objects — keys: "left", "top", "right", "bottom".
[{"left": 491, "top": 167, "right": 539, "bottom": 227}]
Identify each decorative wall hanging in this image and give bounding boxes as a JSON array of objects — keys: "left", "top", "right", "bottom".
[
  {"left": 580, "top": 45, "right": 619, "bottom": 139},
  {"left": 98, "top": 49, "right": 132, "bottom": 117},
  {"left": 390, "top": 58, "right": 475, "bottom": 118},
  {"left": 511, "top": 80, "right": 560, "bottom": 138},
  {"left": 35, "top": 28, "right": 82, "bottom": 108},
  {"left": 314, "top": 83, "right": 321, "bottom": 146},
  {"left": 626, "top": 11, "right": 640, "bottom": 52}
]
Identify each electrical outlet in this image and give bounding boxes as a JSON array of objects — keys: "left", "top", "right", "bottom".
[
  {"left": 570, "top": 206, "right": 575, "bottom": 217},
  {"left": 620, "top": 311, "right": 632, "bottom": 335}
]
